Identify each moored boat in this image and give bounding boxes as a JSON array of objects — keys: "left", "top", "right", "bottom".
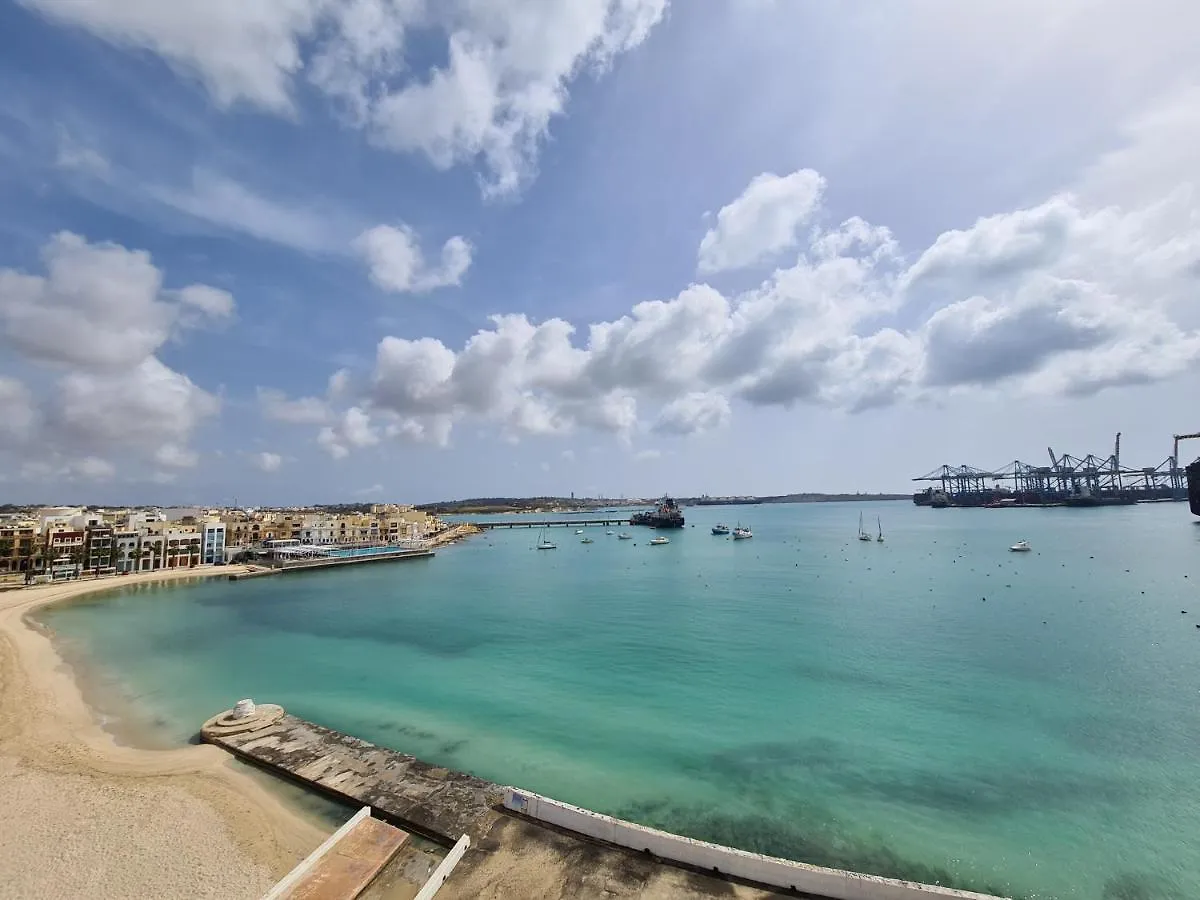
[
  {"left": 732, "top": 525, "right": 752, "bottom": 540},
  {"left": 1009, "top": 539, "right": 1031, "bottom": 552},
  {"left": 712, "top": 523, "right": 730, "bottom": 535},
  {"left": 649, "top": 535, "right": 670, "bottom": 545},
  {"left": 630, "top": 496, "right": 685, "bottom": 528}
]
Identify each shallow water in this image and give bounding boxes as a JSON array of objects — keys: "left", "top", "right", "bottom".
[{"left": 42, "top": 501, "right": 1200, "bottom": 899}]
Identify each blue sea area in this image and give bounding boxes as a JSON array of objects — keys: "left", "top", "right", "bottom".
[{"left": 41, "top": 501, "right": 1200, "bottom": 899}]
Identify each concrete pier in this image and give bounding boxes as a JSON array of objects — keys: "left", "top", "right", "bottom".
[
  {"left": 201, "top": 708, "right": 498, "bottom": 843},
  {"left": 201, "top": 704, "right": 1010, "bottom": 900}
]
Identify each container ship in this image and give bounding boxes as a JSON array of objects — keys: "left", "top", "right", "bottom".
[{"left": 630, "top": 496, "right": 685, "bottom": 528}]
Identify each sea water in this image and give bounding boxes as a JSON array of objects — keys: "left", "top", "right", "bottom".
[{"left": 41, "top": 502, "right": 1200, "bottom": 899}]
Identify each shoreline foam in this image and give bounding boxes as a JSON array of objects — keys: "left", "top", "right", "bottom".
[{"left": 0, "top": 568, "right": 330, "bottom": 899}]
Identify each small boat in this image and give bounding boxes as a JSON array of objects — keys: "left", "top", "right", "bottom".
[
  {"left": 581, "top": 537, "right": 594, "bottom": 544},
  {"left": 712, "top": 523, "right": 730, "bottom": 535},
  {"left": 732, "top": 525, "right": 752, "bottom": 540},
  {"left": 1009, "top": 540, "right": 1031, "bottom": 552},
  {"left": 575, "top": 529, "right": 584, "bottom": 534},
  {"left": 536, "top": 528, "right": 557, "bottom": 550},
  {"left": 649, "top": 536, "right": 670, "bottom": 546},
  {"left": 617, "top": 533, "right": 633, "bottom": 540},
  {"left": 857, "top": 512, "right": 872, "bottom": 541},
  {"left": 606, "top": 530, "right": 614, "bottom": 535},
  {"left": 876, "top": 516, "right": 884, "bottom": 543}
]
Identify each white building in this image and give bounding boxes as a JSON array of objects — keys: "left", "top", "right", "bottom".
[{"left": 202, "top": 521, "right": 226, "bottom": 564}]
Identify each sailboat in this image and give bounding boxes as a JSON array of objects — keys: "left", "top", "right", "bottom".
[
  {"left": 857, "top": 512, "right": 872, "bottom": 542},
  {"left": 536, "top": 527, "right": 556, "bottom": 550},
  {"left": 876, "top": 516, "right": 884, "bottom": 543}
]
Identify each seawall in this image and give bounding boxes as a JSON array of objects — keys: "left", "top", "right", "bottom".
[
  {"left": 200, "top": 704, "right": 1009, "bottom": 900},
  {"left": 502, "top": 788, "right": 1006, "bottom": 900}
]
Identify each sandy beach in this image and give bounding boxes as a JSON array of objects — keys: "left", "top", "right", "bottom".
[{"left": 0, "top": 568, "right": 328, "bottom": 900}]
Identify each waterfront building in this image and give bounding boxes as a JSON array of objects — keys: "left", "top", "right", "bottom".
[
  {"left": 0, "top": 520, "right": 42, "bottom": 577},
  {"left": 201, "top": 520, "right": 226, "bottom": 565}
]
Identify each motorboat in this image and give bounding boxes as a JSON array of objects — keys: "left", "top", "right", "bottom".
[
  {"left": 575, "top": 529, "right": 584, "bottom": 534},
  {"left": 649, "top": 536, "right": 670, "bottom": 546},
  {"left": 732, "top": 525, "right": 753, "bottom": 540},
  {"left": 617, "top": 533, "right": 633, "bottom": 540},
  {"left": 712, "top": 523, "right": 730, "bottom": 535},
  {"left": 606, "top": 530, "right": 614, "bottom": 535},
  {"left": 581, "top": 537, "right": 594, "bottom": 544},
  {"left": 1009, "top": 540, "right": 1031, "bottom": 552}
]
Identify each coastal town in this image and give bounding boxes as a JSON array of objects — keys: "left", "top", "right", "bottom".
[{"left": 0, "top": 503, "right": 451, "bottom": 584}]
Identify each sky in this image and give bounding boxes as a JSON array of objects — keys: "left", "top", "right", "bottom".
[{"left": 1, "top": 0, "right": 1199, "bottom": 506}]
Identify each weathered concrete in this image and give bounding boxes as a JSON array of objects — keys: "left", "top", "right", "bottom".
[
  {"left": 201, "top": 706, "right": 1004, "bottom": 900},
  {"left": 201, "top": 709, "right": 499, "bottom": 844}
]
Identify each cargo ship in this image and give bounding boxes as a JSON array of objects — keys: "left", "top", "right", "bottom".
[
  {"left": 630, "top": 496, "right": 685, "bottom": 528},
  {"left": 1188, "top": 458, "right": 1200, "bottom": 516}
]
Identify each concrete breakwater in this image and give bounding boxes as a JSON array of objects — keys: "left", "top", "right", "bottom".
[
  {"left": 201, "top": 704, "right": 1008, "bottom": 900},
  {"left": 228, "top": 549, "right": 434, "bottom": 580}
]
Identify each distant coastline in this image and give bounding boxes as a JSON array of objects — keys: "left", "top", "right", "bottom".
[{"left": 418, "top": 493, "right": 908, "bottom": 514}]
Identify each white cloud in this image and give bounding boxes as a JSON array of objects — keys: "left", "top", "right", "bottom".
[
  {"left": 561, "top": 449, "right": 575, "bottom": 461},
  {"left": 258, "top": 387, "right": 332, "bottom": 425},
  {"left": 698, "top": 169, "right": 826, "bottom": 274},
  {"left": 151, "top": 169, "right": 352, "bottom": 254},
  {"left": 355, "top": 224, "right": 472, "bottom": 293},
  {"left": 253, "top": 451, "right": 283, "bottom": 472},
  {"left": 175, "top": 284, "right": 236, "bottom": 320},
  {"left": 298, "top": 114, "right": 1200, "bottom": 455},
  {"left": 56, "top": 129, "right": 110, "bottom": 177},
  {"left": 654, "top": 392, "right": 732, "bottom": 435},
  {"left": 633, "top": 448, "right": 661, "bottom": 461},
  {"left": 0, "top": 233, "right": 227, "bottom": 473},
  {"left": 21, "top": 0, "right": 667, "bottom": 194},
  {"left": 317, "top": 406, "right": 380, "bottom": 458}
]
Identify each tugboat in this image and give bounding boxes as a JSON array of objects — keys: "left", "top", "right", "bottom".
[{"left": 630, "top": 496, "right": 685, "bottom": 529}]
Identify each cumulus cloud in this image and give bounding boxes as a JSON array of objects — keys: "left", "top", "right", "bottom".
[
  {"left": 258, "top": 387, "right": 332, "bottom": 425},
  {"left": 654, "top": 392, "right": 731, "bottom": 435},
  {"left": 21, "top": 0, "right": 667, "bottom": 194},
  {"left": 0, "top": 232, "right": 227, "bottom": 475},
  {"left": 253, "top": 451, "right": 283, "bottom": 472},
  {"left": 255, "top": 98, "right": 1200, "bottom": 456},
  {"left": 698, "top": 169, "right": 826, "bottom": 273},
  {"left": 355, "top": 224, "right": 472, "bottom": 293}
]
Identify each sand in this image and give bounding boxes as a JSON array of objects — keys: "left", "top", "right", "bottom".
[{"left": 0, "top": 569, "right": 328, "bottom": 900}]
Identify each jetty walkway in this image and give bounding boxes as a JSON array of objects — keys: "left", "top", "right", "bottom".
[
  {"left": 201, "top": 702, "right": 1008, "bottom": 900},
  {"left": 476, "top": 517, "right": 630, "bottom": 528}
]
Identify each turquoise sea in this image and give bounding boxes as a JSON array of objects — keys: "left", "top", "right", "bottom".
[{"left": 41, "top": 501, "right": 1200, "bottom": 900}]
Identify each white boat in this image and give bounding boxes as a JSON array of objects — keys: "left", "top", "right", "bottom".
[
  {"left": 857, "top": 511, "right": 872, "bottom": 542},
  {"left": 575, "top": 529, "right": 584, "bottom": 534},
  {"left": 712, "top": 523, "right": 730, "bottom": 535},
  {"left": 1009, "top": 539, "right": 1031, "bottom": 552},
  {"left": 876, "top": 516, "right": 884, "bottom": 543},
  {"left": 606, "top": 530, "right": 614, "bottom": 535},
  {"left": 581, "top": 537, "right": 594, "bottom": 544},
  {"left": 649, "top": 536, "right": 670, "bottom": 545},
  {"left": 617, "top": 533, "right": 633, "bottom": 540},
  {"left": 732, "top": 525, "right": 752, "bottom": 540},
  {"left": 536, "top": 527, "right": 557, "bottom": 550}
]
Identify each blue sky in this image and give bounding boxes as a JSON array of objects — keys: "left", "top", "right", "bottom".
[{"left": 1, "top": 0, "right": 1198, "bottom": 506}]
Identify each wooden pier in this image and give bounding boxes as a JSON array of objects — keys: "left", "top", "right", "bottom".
[{"left": 475, "top": 518, "right": 629, "bottom": 529}]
